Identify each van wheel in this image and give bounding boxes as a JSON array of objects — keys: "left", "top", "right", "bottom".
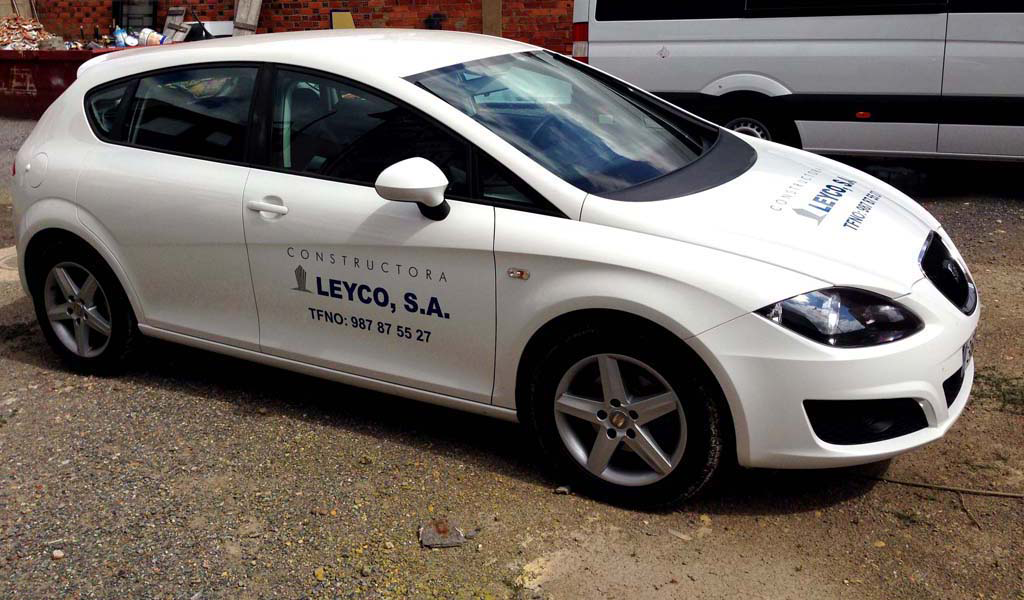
[
  {"left": 724, "top": 111, "right": 801, "bottom": 148},
  {"left": 30, "top": 239, "right": 137, "bottom": 374},
  {"left": 520, "top": 325, "right": 724, "bottom": 507}
]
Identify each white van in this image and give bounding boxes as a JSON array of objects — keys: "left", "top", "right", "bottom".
[{"left": 572, "top": 1, "right": 1024, "bottom": 160}]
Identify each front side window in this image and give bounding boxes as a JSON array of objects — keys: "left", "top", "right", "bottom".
[
  {"left": 126, "top": 66, "right": 257, "bottom": 162},
  {"left": 271, "top": 69, "right": 470, "bottom": 197},
  {"left": 409, "top": 51, "right": 717, "bottom": 196}
]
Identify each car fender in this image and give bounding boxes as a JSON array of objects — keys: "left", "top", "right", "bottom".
[
  {"left": 491, "top": 211, "right": 828, "bottom": 426},
  {"left": 700, "top": 73, "right": 792, "bottom": 98},
  {"left": 492, "top": 268, "right": 759, "bottom": 460},
  {"left": 17, "top": 198, "right": 146, "bottom": 323}
]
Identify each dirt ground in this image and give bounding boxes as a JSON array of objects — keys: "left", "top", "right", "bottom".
[{"left": 0, "top": 121, "right": 1022, "bottom": 599}]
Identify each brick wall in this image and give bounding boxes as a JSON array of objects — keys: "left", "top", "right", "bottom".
[
  {"left": 36, "top": 1, "right": 115, "bottom": 39},
  {"left": 503, "top": 1, "right": 573, "bottom": 54},
  {"left": 38, "top": 1, "right": 572, "bottom": 53}
]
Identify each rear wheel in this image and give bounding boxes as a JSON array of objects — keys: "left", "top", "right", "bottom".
[
  {"left": 521, "top": 325, "right": 725, "bottom": 507},
  {"left": 30, "top": 240, "right": 137, "bottom": 373}
]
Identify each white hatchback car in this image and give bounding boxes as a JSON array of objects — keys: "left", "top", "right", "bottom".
[{"left": 13, "top": 30, "right": 978, "bottom": 505}]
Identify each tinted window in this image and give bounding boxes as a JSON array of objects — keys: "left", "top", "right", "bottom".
[
  {"left": 410, "top": 52, "right": 715, "bottom": 196},
  {"left": 950, "top": 0, "right": 1020, "bottom": 12},
  {"left": 595, "top": 0, "right": 945, "bottom": 19},
  {"left": 746, "top": 0, "right": 945, "bottom": 16},
  {"left": 126, "top": 66, "right": 257, "bottom": 162},
  {"left": 271, "top": 69, "right": 470, "bottom": 197},
  {"left": 86, "top": 84, "right": 128, "bottom": 141},
  {"left": 596, "top": 2, "right": 743, "bottom": 21}
]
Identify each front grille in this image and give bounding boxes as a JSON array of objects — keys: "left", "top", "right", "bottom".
[
  {"left": 920, "top": 232, "right": 977, "bottom": 314},
  {"left": 943, "top": 367, "right": 965, "bottom": 408},
  {"left": 804, "top": 398, "right": 928, "bottom": 445}
]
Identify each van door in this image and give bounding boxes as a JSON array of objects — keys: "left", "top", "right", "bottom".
[
  {"left": 939, "top": 1, "right": 1024, "bottom": 157},
  {"left": 587, "top": 1, "right": 948, "bottom": 156}
]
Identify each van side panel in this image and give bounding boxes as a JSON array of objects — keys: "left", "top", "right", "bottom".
[
  {"left": 939, "top": 10, "right": 1024, "bottom": 157},
  {"left": 589, "top": 11, "right": 947, "bottom": 155}
]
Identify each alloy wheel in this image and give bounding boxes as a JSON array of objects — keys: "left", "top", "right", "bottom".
[
  {"left": 553, "top": 354, "right": 687, "bottom": 487},
  {"left": 43, "top": 262, "right": 113, "bottom": 358}
]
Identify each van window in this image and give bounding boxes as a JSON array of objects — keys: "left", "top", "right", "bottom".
[
  {"left": 85, "top": 83, "right": 129, "bottom": 141},
  {"left": 270, "top": 69, "right": 470, "bottom": 197},
  {"left": 745, "top": 0, "right": 946, "bottom": 16},
  {"left": 126, "top": 66, "right": 257, "bottom": 162},
  {"left": 595, "top": 3, "right": 743, "bottom": 21},
  {"left": 594, "top": 0, "right": 946, "bottom": 20}
]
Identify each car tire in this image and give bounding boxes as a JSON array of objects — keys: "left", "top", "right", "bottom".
[
  {"left": 520, "top": 323, "right": 725, "bottom": 507},
  {"left": 29, "top": 238, "right": 138, "bottom": 374}
]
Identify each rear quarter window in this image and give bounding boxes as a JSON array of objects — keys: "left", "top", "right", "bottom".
[{"left": 85, "top": 83, "right": 129, "bottom": 141}]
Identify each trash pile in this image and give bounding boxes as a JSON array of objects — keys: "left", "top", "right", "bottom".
[{"left": 0, "top": 15, "right": 55, "bottom": 50}]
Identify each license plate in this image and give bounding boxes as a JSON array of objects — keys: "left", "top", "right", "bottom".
[{"left": 962, "top": 334, "right": 976, "bottom": 367}]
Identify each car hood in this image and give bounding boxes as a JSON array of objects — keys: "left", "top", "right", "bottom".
[{"left": 580, "top": 136, "right": 941, "bottom": 297}]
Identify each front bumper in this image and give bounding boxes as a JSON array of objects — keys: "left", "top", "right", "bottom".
[{"left": 693, "top": 276, "right": 979, "bottom": 469}]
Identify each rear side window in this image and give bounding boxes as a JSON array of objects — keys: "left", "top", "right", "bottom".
[
  {"left": 125, "top": 66, "right": 257, "bottom": 162},
  {"left": 270, "top": 68, "right": 470, "bottom": 197},
  {"left": 85, "top": 84, "right": 129, "bottom": 141}
]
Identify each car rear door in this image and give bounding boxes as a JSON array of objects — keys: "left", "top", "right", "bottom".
[
  {"left": 939, "top": 1, "right": 1024, "bottom": 157},
  {"left": 240, "top": 66, "right": 497, "bottom": 403},
  {"left": 77, "top": 64, "right": 261, "bottom": 349}
]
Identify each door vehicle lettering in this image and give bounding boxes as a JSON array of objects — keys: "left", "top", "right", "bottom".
[
  {"left": 306, "top": 307, "right": 432, "bottom": 343},
  {"left": 308, "top": 273, "right": 450, "bottom": 320},
  {"left": 287, "top": 247, "right": 448, "bottom": 283}
]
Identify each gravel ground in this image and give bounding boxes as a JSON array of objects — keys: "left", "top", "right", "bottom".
[{"left": 0, "top": 121, "right": 1022, "bottom": 599}]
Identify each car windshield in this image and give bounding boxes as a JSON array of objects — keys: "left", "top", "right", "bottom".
[{"left": 408, "top": 51, "right": 717, "bottom": 196}]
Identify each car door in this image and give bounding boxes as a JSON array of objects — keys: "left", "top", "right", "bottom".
[
  {"left": 939, "top": 1, "right": 1024, "bottom": 157},
  {"left": 77, "top": 64, "right": 261, "bottom": 349},
  {"left": 241, "top": 67, "right": 497, "bottom": 403}
]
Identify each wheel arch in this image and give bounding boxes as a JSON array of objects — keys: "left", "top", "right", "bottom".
[
  {"left": 513, "top": 308, "right": 738, "bottom": 458},
  {"left": 20, "top": 208, "right": 145, "bottom": 324},
  {"left": 700, "top": 73, "right": 792, "bottom": 98}
]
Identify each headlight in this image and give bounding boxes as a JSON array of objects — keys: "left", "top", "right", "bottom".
[{"left": 756, "top": 287, "right": 923, "bottom": 348}]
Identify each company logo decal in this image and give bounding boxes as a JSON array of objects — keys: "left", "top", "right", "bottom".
[
  {"left": 792, "top": 176, "right": 857, "bottom": 225},
  {"left": 292, "top": 265, "right": 312, "bottom": 293}
]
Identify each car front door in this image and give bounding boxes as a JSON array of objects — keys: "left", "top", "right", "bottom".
[
  {"left": 77, "top": 65, "right": 261, "bottom": 349},
  {"left": 241, "top": 67, "right": 497, "bottom": 403}
]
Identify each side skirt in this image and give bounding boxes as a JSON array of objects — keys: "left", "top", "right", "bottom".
[{"left": 137, "top": 324, "right": 520, "bottom": 423}]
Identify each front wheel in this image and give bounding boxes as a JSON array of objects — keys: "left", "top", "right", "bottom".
[{"left": 521, "top": 325, "right": 725, "bottom": 507}]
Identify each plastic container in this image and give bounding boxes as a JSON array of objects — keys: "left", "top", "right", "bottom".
[{"left": 137, "top": 28, "right": 166, "bottom": 46}]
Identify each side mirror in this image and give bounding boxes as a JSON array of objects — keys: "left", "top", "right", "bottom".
[{"left": 374, "top": 157, "right": 451, "bottom": 221}]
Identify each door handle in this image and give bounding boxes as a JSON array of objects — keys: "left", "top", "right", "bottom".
[{"left": 246, "top": 200, "right": 289, "bottom": 216}]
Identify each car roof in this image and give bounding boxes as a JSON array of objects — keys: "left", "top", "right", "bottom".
[{"left": 78, "top": 29, "right": 537, "bottom": 81}]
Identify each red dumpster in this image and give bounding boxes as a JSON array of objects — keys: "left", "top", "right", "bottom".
[{"left": 0, "top": 48, "right": 123, "bottom": 119}]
